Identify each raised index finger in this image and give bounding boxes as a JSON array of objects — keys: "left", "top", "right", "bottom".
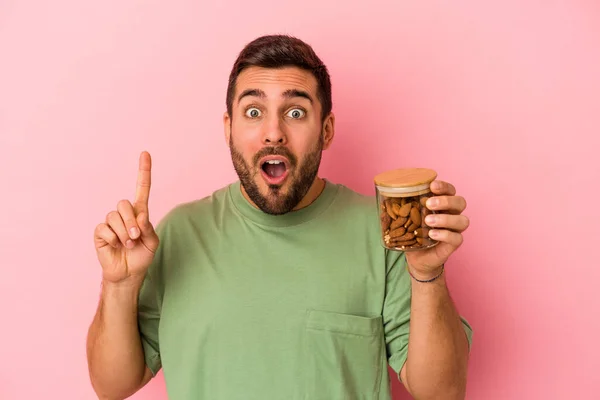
[{"left": 134, "top": 151, "right": 152, "bottom": 211}]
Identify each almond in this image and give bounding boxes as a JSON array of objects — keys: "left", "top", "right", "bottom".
[
  {"left": 390, "top": 217, "right": 408, "bottom": 230},
  {"left": 398, "top": 203, "right": 412, "bottom": 218},
  {"left": 414, "top": 227, "right": 430, "bottom": 238},
  {"left": 396, "top": 232, "right": 415, "bottom": 241},
  {"left": 392, "top": 203, "right": 404, "bottom": 217},
  {"left": 410, "top": 207, "right": 421, "bottom": 226},
  {"left": 380, "top": 211, "right": 392, "bottom": 232},
  {"left": 388, "top": 227, "right": 407, "bottom": 238},
  {"left": 385, "top": 199, "right": 397, "bottom": 219},
  {"left": 416, "top": 237, "right": 435, "bottom": 246}
]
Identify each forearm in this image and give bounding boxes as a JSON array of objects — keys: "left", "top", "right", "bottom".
[
  {"left": 86, "top": 278, "right": 148, "bottom": 400},
  {"left": 402, "top": 271, "right": 469, "bottom": 399}
]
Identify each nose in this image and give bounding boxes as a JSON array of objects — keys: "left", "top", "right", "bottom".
[{"left": 262, "top": 114, "right": 287, "bottom": 145}]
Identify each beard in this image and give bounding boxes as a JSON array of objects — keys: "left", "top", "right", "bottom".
[{"left": 229, "top": 133, "right": 324, "bottom": 215}]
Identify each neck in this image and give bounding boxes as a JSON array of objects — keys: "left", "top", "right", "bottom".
[
  {"left": 241, "top": 177, "right": 326, "bottom": 212},
  {"left": 292, "top": 176, "right": 326, "bottom": 210}
]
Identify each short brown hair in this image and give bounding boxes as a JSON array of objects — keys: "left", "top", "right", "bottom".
[{"left": 226, "top": 35, "right": 332, "bottom": 122}]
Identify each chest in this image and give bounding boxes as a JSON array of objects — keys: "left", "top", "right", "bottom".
[{"left": 159, "top": 229, "right": 386, "bottom": 338}]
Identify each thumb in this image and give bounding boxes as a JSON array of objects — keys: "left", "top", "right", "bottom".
[{"left": 136, "top": 212, "right": 159, "bottom": 252}]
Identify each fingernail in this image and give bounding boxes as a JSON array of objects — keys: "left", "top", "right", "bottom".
[
  {"left": 429, "top": 229, "right": 442, "bottom": 239},
  {"left": 425, "top": 215, "right": 436, "bottom": 225},
  {"left": 126, "top": 240, "right": 134, "bottom": 248},
  {"left": 432, "top": 181, "right": 442, "bottom": 190},
  {"left": 427, "top": 198, "right": 439, "bottom": 208},
  {"left": 130, "top": 227, "right": 140, "bottom": 239}
]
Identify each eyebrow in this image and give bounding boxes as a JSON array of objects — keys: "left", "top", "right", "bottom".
[
  {"left": 237, "top": 89, "right": 266, "bottom": 104},
  {"left": 237, "top": 88, "right": 313, "bottom": 104},
  {"left": 282, "top": 89, "right": 313, "bottom": 104}
]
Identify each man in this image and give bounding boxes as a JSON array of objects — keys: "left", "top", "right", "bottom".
[{"left": 86, "top": 35, "right": 473, "bottom": 400}]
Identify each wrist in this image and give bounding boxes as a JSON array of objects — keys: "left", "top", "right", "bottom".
[
  {"left": 407, "top": 263, "right": 445, "bottom": 283},
  {"left": 98, "top": 277, "right": 144, "bottom": 321},
  {"left": 101, "top": 275, "right": 145, "bottom": 293}
]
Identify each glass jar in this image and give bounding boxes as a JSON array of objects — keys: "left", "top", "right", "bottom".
[{"left": 374, "top": 168, "right": 439, "bottom": 251}]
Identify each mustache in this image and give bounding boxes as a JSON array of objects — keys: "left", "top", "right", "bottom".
[{"left": 253, "top": 146, "right": 298, "bottom": 168}]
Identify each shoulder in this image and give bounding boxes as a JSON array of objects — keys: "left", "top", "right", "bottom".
[
  {"left": 153, "top": 183, "right": 232, "bottom": 233},
  {"left": 322, "top": 181, "right": 381, "bottom": 234},
  {"left": 327, "top": 181, "right": 378, "bottom": 217}
]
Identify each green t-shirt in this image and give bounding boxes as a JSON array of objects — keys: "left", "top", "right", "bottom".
[{"left": 138, "top": 179, "right": 473, "bottom": 399}]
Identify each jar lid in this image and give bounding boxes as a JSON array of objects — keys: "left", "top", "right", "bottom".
[{"left": 374, "top": 167, "right": 437, "bottom": 190}]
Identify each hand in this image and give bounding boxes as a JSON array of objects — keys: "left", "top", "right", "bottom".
[
  {"left": 405, "top": 180, "right": 469, "bottom": 281},
  {"left": 93, "top": 151, "right": 159, "bottom": 284}
]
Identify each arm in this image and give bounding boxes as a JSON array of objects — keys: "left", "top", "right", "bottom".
[
  {"left": 87, "top": 151, "right": 161, "bottom": 399},
  {"left": 86, "top": 278, "right": 153, "bottom": 400},
  {"left": 391, "top": 179, "right": 473, "bottom": 399},
  {"left": 399, "top": 270, "right": 470, "bottom": 399}
]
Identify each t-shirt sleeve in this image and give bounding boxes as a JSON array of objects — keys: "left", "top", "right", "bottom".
[
  {"left": 138, "top": 270, "right": 162, "bottom": 375},
  {"left": 137, "top": 217, "right": 170, "bottom": 376},
  {"left": 382, "top": 250, "right": 474, "bottom": 381}
]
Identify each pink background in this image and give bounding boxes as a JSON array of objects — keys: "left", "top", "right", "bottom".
[{"left": 1, "top": 1, "right": 599, "bottom": 399}]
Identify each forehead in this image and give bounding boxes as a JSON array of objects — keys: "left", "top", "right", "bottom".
[{"left": 235, "top": 66, "right": 318, "bottom": 99}]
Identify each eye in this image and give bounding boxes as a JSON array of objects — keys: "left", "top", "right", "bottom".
[
  {"left": 286, "top": 108, "right": 305, "bottom": 119},
  {"left": 245, "top": 107, "right": 261, "bottom": 118}
]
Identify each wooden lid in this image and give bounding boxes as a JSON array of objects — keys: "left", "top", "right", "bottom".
[{"left": 374, "top": 168, "right": 437, "bottom": 188}]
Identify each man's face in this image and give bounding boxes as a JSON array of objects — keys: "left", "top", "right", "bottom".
[{"left": 224, "top": 66, "right": 334, "bottom": 215}]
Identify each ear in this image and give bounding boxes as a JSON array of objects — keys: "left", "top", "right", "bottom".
[
  {"left": 223, "top": 111, "right": 231, "bottom": 146},
  {"left": 321, "top": 112, "right": 335, "bottom": 150}
]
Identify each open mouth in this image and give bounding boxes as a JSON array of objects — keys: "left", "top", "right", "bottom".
[{"left": 259, "top": 157, "right": 289, "bottom": 185}]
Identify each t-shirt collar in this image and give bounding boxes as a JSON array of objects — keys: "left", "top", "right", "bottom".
[{"left": 228, "top": 179, "right": 338, "bottom": 228}]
